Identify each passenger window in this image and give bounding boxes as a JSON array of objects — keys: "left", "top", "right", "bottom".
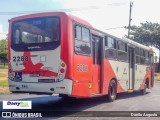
[
  {"left": 136, "top": 56, "right": 140, "bottom": 64},
  {"left": 108, "top": 37, "right": 115, "bottom": 49},
  {"left": 140, "top": 49, "right": 145, "bottom": 57},
  {"left": 135, "top": 47, "right": 139, "bottom": 55},
  {"left": 74, "top": 25, "right": 91, "bottom": 55},
  {"left": 105, "top": 36, "right": 108, "bottom": 47},
  {"left": 75, "top": 25, "right": 82, "bottom": 40},
  {"left": 82, "top": 27, "right": 90, "bottom": 42},
  {"left": 117, "top": 41, "right": 128, "bottom": 61},
  {"left": 117, "top": 41, "right": 126, "bottom": 52},
  {"left": 105, "top": 36, "right": 117, "bottom": 59},
  {"left": 140, "top": 57, "right": 145, "bottom": 64}
]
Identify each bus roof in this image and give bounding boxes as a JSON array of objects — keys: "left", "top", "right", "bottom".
[
  {"left": 9, "top": 12, "right": 93, "bottom": 28},
  {"left": 9, "top": 12, "right": 152, "bottom": 52}
]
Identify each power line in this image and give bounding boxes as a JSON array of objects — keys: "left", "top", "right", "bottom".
[{"left": 106, "top": 26, "right": 126, "bottom": 30}]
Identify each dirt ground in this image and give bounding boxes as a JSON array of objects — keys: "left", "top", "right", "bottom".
[{"left": 0, "top": 86, "right": 10, "bottom": 94}]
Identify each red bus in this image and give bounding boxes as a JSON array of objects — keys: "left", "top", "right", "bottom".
[{"left": 8, "top": 12, "right": 154, "bottom": 101}]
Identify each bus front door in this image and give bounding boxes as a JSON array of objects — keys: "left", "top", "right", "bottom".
[
  {"left": 92, "top": 35, "right": 102, "bottom": 94},
  {"left": 128, "top": 47, "right": 135, "bottom": 90}
]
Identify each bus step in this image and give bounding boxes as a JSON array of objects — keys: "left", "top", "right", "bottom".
[
  {"left": 128, "top": 89, "right": 134, "bottom": 93},
  {"left": 92, "top": 93, "right": 102, "bottom": 97}
]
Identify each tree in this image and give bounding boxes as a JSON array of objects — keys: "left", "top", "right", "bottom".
[
  {"left": 126, "top": 22, "right": 160, "bottom": 46},
  {"left": 125, "top": 21, "right": 160, "bottom": 71},
  {"left": 0, "top": 39, "right": 8, "bottom": 66}
]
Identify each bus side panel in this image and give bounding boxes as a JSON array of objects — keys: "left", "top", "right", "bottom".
[
  {"left": 139, "top": 66, "right": 151, "bottom": 89},
  {"left": 72, "top": 55, "right": 92, "bottom": 97},
  {"left": 145, "top": 67, "right": 151, "bottom": 89},
  {"left": 61, "top": 15, "right": 73, "bottom": 80},
  {"left": 103, "top": 59, "right": 125, "bottom": 94},
  {"left": 135, "top": 65, "right": 147, "bottom": 90},
  {"left": 116, "top": 61, "right": 129, "bottom": 92}
]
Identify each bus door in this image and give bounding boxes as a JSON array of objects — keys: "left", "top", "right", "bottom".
[
  {"left": 150, "top": 53, "right": 154, "bottom": 87},
  {"left": 128, "top": 47, "right": 135, "bottom": 90},
  {"left": 92, "top": 35, "right": 103, "bottom": 94}
]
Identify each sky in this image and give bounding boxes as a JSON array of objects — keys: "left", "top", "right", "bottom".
[
  {"left": 0, "top": 0, "right": 159, "bottom": 56},
  {"left": 0, "top": 0, "right": 160, "bottom": 38}
]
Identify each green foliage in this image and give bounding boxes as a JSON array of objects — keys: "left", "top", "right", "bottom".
[
  {"left": 0, "top": 39, "right": 8, "bottom": 64},
  {"left": 0, "top": 52, "right": 7, "bottom": 60},
  {"left": 0, "top": 39, "right": 8, "bottom": 52},
  {"left": 126, "top": 22, "right": 160, "bottom": 48}
]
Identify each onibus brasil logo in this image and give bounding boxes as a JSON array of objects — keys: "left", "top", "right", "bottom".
[{"left": 3, "top": 101, "right": 32, "bottom": 109}]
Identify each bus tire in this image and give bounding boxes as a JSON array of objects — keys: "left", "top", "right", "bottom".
[
  {"left": 140, "top": 83, "right": 147, "bottom": 95},
  {"left": 108, "top": 80, "right": 117, "bottom": 102}
]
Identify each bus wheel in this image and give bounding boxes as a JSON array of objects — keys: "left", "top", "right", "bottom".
[
  {"left": 108, "top": 80, "right": 117, "bottom": 102},
  {"left": 140, "top": 83, "right": 147, "bottom": 95}
]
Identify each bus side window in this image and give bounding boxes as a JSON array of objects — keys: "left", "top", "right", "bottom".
[
  {"left": 105, "top": 36, "right": 108, "bottom": 47},
  {"left": 117, "top": 41, "right": 128, "bottom": 62},
  {"left": 75, "top": 25, "right": 81, "bottom": 40},
  {"left": 135, "top": 47, "right": 140, "bottom": 64},
  {"left": 149, "top": 53, "right": 154, "bottom": 64},
  {"left": 108, "top": 37, "right": 115, "bottom": 49},
  {"left": 140, "top": 49, "right": 145, "bottom": 65},
  {"left": 74, "top": 25, "right": 91, "bottom": 55},
  {"left": 145, "top": 51, "right": 149, "bottom": 65},
  {"left": 105, "top": 36, "right": 117, "bottom": 59}
]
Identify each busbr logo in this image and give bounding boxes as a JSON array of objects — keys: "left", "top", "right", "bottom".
[{"left": 3, "top": 101, "right": 32, "bottom": 109}]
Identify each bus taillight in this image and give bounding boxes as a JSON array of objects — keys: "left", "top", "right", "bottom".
[
  {"left": 60, "top": 68, "right": 65, "bottom": 73},
  {"left": 58, "top": 61, "right": 67, "bottom": 81},
  {"left": 61, "top": 63, "right": 65, "bottom": 67}
]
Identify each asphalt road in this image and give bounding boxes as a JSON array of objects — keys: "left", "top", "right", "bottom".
[{"left": 0, "top": 80, "right": 160, "bottom": 120}]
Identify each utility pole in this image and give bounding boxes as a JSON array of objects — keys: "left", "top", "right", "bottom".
[{"left": 128, "top": 1, "right": 133, "bottom": 38}]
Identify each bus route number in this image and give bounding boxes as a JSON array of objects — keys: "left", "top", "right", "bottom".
[
  {"left": 13, "top": 56, "right": 28, "bottom": 62},
  {"left": 77, "top": 64, "right": 88, "bottom": 72}
]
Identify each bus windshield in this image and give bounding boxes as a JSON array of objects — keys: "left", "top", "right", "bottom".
[{"left": 11, "top": 16, "right": 60, "bottom": 51}]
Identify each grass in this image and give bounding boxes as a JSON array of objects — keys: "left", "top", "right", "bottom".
[
  {"left": 0, "top": 80, "right": 8, "bottom": 87},
  {"left": 154, "top": 73, "right": 160, "bottom": 81},
  {"left": 0, "top": 74, "right": 6, "bottom": 77},
  {"left": 0, "top": 64, "right": 8, "bottom": 69}
]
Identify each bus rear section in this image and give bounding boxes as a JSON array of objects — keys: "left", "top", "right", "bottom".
[{"left": 8, "top": 13, "right": 73, "bottom": 95}]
